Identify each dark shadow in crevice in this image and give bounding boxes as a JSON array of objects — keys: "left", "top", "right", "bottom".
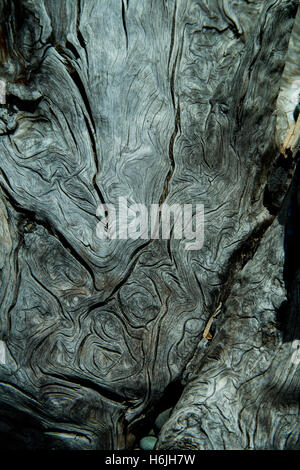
[
  {"left": 6, "top": 93, "right": 43, "bottom": 114},
  {"left": 0, "top": 402, "right": 46, "bottom": 450},
  {"left": 0, "top": 402, "right": 92, "bottom": 450},
  {"left": 282, "top": 158, "right": 300, "bottom": 285},
  {"left": 276, "top": 155, "right": 300, "bottom": 342},
  {"left": 127, "top": 380, "right": 184, "bottom": 449}
]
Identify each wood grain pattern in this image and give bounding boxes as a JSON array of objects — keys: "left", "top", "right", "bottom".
[{"left": 0, "top": 0, "right": 299, "bottom": 450}]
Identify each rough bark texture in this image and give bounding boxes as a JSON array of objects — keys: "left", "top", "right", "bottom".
[{"left": 0, "top": 0, "right": 299, "bottom": 450}]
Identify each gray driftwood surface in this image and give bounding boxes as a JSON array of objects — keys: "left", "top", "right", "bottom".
[{"left": 0, "top": 0, "right": 299, "bottom": 450}]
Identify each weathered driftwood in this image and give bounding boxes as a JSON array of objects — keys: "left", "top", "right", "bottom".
[{"left": 0, "top": 0, "right": 299, "bottom": 450}]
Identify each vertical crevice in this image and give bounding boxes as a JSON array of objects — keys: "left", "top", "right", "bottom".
[
  {"left": 122, "top": 0, "right": 128, "bottom": 50},
  {"left": 159, "top": 95, "right": 181, "bottom": 206},
  {"left": 76, "top": 0, "right": 85, "bottom": 49},
  {"left": 167, "top": 0, "right": 177, "bottom": 75},
  {"left": 83, "top": 114, "right": 106, "bottom": 207}
]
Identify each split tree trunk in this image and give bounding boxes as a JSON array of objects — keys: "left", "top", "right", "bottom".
[{"left": 0, "top": 0, "right": 299, "bottom": 450}]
